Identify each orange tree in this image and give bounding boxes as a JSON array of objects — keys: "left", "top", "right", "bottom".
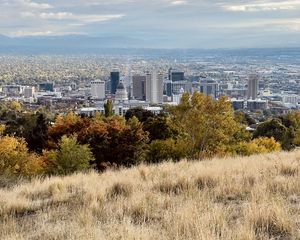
[{"left": 48, "top": 113, "right": 148, "bottom": 170}]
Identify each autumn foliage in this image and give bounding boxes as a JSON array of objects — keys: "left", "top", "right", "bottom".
[
  {"left": 48, "top": 113, "right": 148, "bottom": 170},
  {"left": 0, "top": 93, "right": 296, "bottom": 177},
  {"left": 0, "top": 136, "right": 44, "bottom": 177}
]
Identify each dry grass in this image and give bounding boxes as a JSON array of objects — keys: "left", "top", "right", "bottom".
[{"left": 1, "top": 151, "right": 300, "bottom": 240}]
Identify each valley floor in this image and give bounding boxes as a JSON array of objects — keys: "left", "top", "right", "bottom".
[{"left": 1, "top": 151, "right": 300, "bottom": 240}]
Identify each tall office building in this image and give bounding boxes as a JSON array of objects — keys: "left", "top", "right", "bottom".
[
  {"left": 168, "top": 68, "right": 184, "bottom": 82},
  {"left": 24, "top": 86, "right": 35, "bottom": 98},
  {"left": 39, "top": 82, "right": 54, "bottom": 92},
  {"left": 91, "top": 80, "right": 105, "bottom": 99},
  {"left": 132, "top": 75, "right": 146, "bottom": 100},
  {"left": 146, "top": 72, "right": 164, "bottom": 104},
  {"left": 247, "top": 74, "right": 259, "bottom": 100},
  {"left": 111, "top": 71, "right": 120, "bottom": 95},
  {"left": 165, "top": 81, "right": 173, "bottom": 97},
  {"left": 199, "top": 79, "right": 218, "bottom": 99}
]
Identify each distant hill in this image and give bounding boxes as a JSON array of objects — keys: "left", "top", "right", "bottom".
[
  {"left": 1, "top": 34, "right": 300, "bottom": 56},
  {"left": 1, "top": 150, "right": 300, "bottom": 239},
  {"left": 0, "top": 35, "right": 150, "bottom": 54}
]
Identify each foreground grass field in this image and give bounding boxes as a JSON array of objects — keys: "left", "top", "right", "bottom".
[{"left": 1, "top": 151, "right": 300, "bottom": 240}]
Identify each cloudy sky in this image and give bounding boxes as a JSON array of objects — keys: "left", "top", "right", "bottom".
[{"left": 1, "top": 0, "right": 300, "bottom": 48}]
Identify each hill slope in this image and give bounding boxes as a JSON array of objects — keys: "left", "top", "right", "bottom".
[{"left": 1, "top": 151, "right": 300, "bottom": 240}]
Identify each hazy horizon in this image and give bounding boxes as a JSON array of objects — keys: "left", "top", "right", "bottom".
[{"left": 1, "top": 0, "right": 300, "bottom": 49}]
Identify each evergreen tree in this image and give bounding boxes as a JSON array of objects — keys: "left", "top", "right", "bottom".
[{"left": 104, "top": 99, "right": 114, "bottom": 117}]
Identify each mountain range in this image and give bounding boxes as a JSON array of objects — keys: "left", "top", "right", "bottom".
[{"left": 0, "top": 34, "right": 153, "bottom": 54}]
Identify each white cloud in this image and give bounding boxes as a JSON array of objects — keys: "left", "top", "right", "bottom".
[
  {"left": 12, "top": 30, "right": 53, "bottom": 36},
  {"left": 223, "top": 0, "right": 300, "bottom": 12},
  {"left": 170, "top": 1, "right": 188, "bottom": 6},
  {"left": 19, "top": 0, "right": 53, "bottom": 10},
  {"left": 22, "top": 11, "right": 125, "bottom": 23},
  {"left": 76, "top": 14, "right": 125, "bottom": 23},
  {"left": 39, "top": 12, "right": 74, "bottom": 20}
]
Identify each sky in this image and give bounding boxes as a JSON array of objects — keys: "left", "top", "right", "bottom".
[{"left": 1, "top": 0, "right": 300, "bottom": 48}]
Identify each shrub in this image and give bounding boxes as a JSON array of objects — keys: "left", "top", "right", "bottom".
[
  {"left": 233, "top": 137, "right": 281, "bottom": 156},
  {"left": 147, "top": 138, "right": 188, "bottom": 163},
  {"left": 47, "top": 135, "right": 94, "bottom": 175}
]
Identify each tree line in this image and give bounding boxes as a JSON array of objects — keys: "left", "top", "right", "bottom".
[{"left": 1, "top": 92, "right": 299, "bottom": 177}]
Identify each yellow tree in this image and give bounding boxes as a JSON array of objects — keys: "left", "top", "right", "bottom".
[
  {"left": 169, "top": 92, "right": 242, "bottom": 158},
  {"left": 0, "top": 124, "right": 5, "bottom": 136},
  {"left": 0, "top": 136, "right": 44, "bottom": 176}
]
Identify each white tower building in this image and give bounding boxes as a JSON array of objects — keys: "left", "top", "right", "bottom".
[
  {"left": 199, "top": 79, "right": 219, "bottom": 99},
  {"left": 24, "top": 86, "right": 35, "bottom": 98},
  {"left": 91, "top": 80, "right": 105, "bottom": 99},
  {"left": 146, "top": 72, "right": 163, "bottom": 104}
]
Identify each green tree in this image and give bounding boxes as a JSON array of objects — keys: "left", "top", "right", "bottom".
[
  {"left": 293, "top": 128, "right": 300, "bottom": 146},
  {"left": 47, "top": 135, "right": 94, "bottom": 175},
  {"left": 125, "top": 107, "right": 154, "bottom": 122},
  {"left": 104, "top": 99, "right": 114, "bottom": 117},
  {"left": 234, "top": 111, "right": 256, "bottom": 125},
  {"left": 4, "top": 112, "right": 49, "bottom": 153},
  {"left": 253, "top": 119, "right": 290, "bottom": 150},
  {"left": 147, "top": 138, "right": 188, "bottom": 163},
  {"left": 143, "top": 116, "right": 178, "bottom": 141}
]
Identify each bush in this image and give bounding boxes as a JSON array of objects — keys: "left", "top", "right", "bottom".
[
  {"left": 147, "top": 138, "right": 188, "bottom": 163},
  {"left": 233, "top": 137, "right": 281, "bottom": 156},
  {"left": 0, "top": 136, "right": 45, "bottom": 177},
  {"left": 47, "top": 135, "right": 94, "bottom": 175}
]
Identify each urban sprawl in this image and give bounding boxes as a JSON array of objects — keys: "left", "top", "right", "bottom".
[{"left": 0, "top": 53, "right": 299, "bottom": 124}]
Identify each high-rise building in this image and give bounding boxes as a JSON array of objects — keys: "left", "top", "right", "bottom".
[
  {"left": 199, "top": 79, "right": 218, "bottom": 99},
  {"left": 146, "top": 72, "right": 164, "bottom": 104},
  {"left": 24, "top": 86, "right": 35, "bottom": 98},
  {"left": 91, "top": 80, "right": 105, "bottom": 99},
  {"left": 132, "top": 75, "right": 146, "bottom": 100},
  {"left": 2, "top": 85, "right": 21, "bottom": 95},
  {"left": 165, "top": 81, "right": 173, "bottom": 97},
  {"left": 168, "top": 68, "right": 184, "bottom": 82},
  {"left": 111, "top": 71, "right": 120, "bottom": 95},
  {"left": 247, "top": 99, "right": 267, "bottom": 111},
  {"left": 247, "top": 74, "right": 259, "bottom": 100},
  {"left": 39, "top": 82, "right": 54, "bottom": 92}
]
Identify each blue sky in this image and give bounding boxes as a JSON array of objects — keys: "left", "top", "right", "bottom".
[{"left": 1, "top": 0, "right": 300, "bottom": 48}]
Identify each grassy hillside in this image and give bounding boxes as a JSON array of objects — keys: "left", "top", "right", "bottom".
[{"left": 1, "top": 151, "right": 300, "bottom": 240}]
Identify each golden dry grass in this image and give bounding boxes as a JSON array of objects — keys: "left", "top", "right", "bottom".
[{"left": 1, "top": 151, "right": 300, "bottom": 240}]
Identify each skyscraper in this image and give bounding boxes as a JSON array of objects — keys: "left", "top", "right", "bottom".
[
  {"left": 247, "top": 74, "right": 259, "bottom": 100},
  {"left": 146, "top": 72, "right": 164, "bottom": 104},
  {"left": 168, "top": 68, "right": 184, "bottom": 82},
  {"left": 91, "top": 80, "right": 105, "bottom": 99},
  {"left": 199, "top": 79, "right": 218, "bottom": 99},
  {"left": 111, "top": 71, "right": 120, "bottom": 95},
  {"left": 165, "top": 81, "right": 173, "bottom": 97},
  {"left": 132, "top": 75, "right": 146, "bottom": 100},
  {"left": 24, "top": 86, "right": 35, "bottom": 98},
  {"left": 39, "top": 82, "right": 54, "bottom": 92}
]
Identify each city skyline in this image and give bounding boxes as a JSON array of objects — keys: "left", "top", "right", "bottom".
[{"left": 0, "top": 0, "right": 300, "bottom": 48}]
